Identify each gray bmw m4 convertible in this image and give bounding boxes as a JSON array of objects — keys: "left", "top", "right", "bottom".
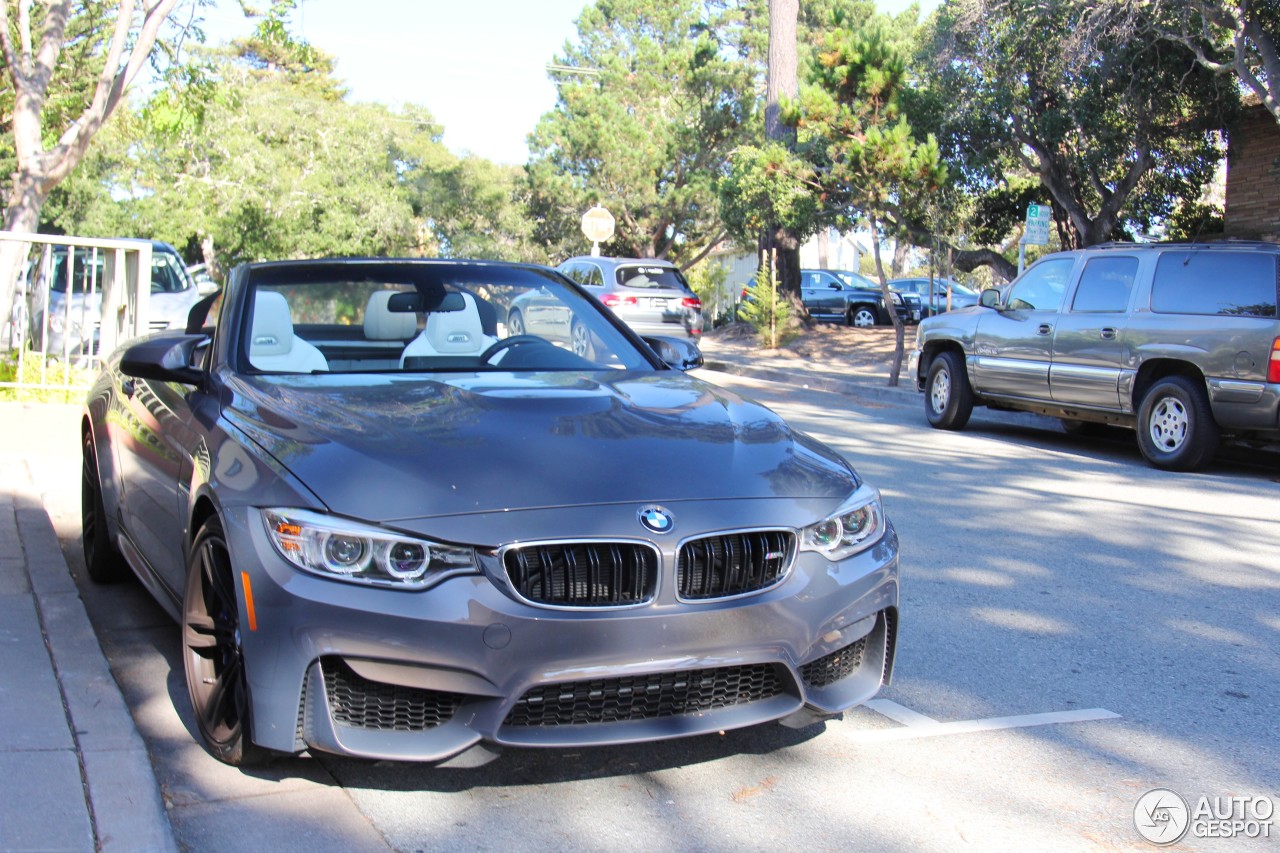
[{"left": 81, "top": 258, "right": 899, "bottom": 766}]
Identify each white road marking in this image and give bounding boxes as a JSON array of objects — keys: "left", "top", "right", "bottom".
[
  {"left": 850, "top": 704, "right": 1122, "bottom": 744},
  {"left": 863, "top": 698, "right": 939, "bottom": 726}
]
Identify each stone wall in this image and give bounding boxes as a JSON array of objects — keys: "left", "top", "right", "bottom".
[{"left": 1225, "top": 103, "right": 1280, "bottom": 241}]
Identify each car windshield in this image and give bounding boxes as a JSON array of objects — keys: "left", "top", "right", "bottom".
[
  {"left": 152, "top": 251, "right": 193, "bottom": 293},
  {"left": 48, "top": 250, "right": 105, "bottom": 294},
  {"left": 616, "top": 265, "right": 688, "bottom": 291},
  {"left": 832, "top": 270, "right": 878, "bottom": 289},
  {"left": 240, "top": 262, "right": 654, "bottom": 375}
]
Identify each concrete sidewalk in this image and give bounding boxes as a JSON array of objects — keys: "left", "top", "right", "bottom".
[{"left": 1, "top": 402, "right": 175, "bottom": 853}]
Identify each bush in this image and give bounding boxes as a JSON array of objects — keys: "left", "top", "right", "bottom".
[
  {"left": 0, "top": 350, "right": 91, "bottom": 404},
  {"left": 737, "top": 263, "right": 793, "bottom": 349}
]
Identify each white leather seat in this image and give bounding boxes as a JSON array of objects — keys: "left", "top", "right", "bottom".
[
  {"left": 249, "top": 290, "right": 328, "bottom": 373},
  {"left": 399, "top": 293, "right": 496, "bottom": 367},
  {"left": 363, "top": 291, "right": 417, "bottom": 341}
]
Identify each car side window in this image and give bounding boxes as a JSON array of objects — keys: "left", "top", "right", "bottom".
[
  {"left": 1006, "top": 258, "right": 1074, "bottom": 311},
  {"left": 585, "top": 265, "right": 604, "bottom": 288},
  {"left": 1071, "top": 256, "right": 1138, "bottom": 313},
  {"left": 1151, "top": 252, "right": 1278, "bottom": 317}
]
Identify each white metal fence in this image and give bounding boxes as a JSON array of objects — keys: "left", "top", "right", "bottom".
[{"left": 1, "top": 233, "right": 154, "bottom": 398}]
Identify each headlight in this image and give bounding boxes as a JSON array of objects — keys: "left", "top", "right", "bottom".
[
  {"left": 49, "top": 314, "right": 65, "bottom": 333},
  {"left": 262, "top": 508, "right": 477, "bottom": 589},
  {"left": 889, "top": 292, "right": 903, "bottom": 305},
  {"left": 799, "top": 485, "right": 886, "bottom": 561}
]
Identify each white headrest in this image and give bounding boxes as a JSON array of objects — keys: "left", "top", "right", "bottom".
[
  {"left": 426, "top": 293, "right": 487, "bottom": 354},
  {"left": 250, "top": 291, "right": 295, "bottom": 357},
  {"left": 364, "top": 291, "right": 417, "bottom": 340}
]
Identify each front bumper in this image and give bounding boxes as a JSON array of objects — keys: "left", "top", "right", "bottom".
[{"left": 221, "top": 504, "right": 900, "bottom": 762}]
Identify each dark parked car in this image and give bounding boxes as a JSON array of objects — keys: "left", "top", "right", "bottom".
[
  {"left": 83, "top": 258, "right": 900, "bottom": 766},
  {"left": 910, "top": 242, "right": 1280, "bottom": 470},
  {"left": 889, "top": 277, "right": 979, "bottom": 316},
  {"left": 557, "top": 256, "right": 704, "bottom": 339},
  {"left": 800, "top": 269, "right": 920, "bottom": 327}
]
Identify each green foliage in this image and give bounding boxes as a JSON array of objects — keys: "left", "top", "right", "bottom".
[
  {"left": 47, "top": 23, "right": 540, "bottom": 268},
  {"left": 738, "top": 259, "right": 793, "bottom": 349},
  {"left": 917, "top": 0, "right": 1237, "bottom": 247},
  {"left": 682, "top": 261, "right": 733, "bottom": 327},
  {"left": 526, "top": 0, "right": 758, "bottom": 263},
  {"left": 0, "top": 353, "right": 90, "bottom": 404},
  {"left": 718, "top": 143, "right": 822, "bottom": 244},
  {"left": 789, "top": 15, "right": 947, "bottom": 229}
]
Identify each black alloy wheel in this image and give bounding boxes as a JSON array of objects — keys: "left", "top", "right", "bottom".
[
  {"left": 81, "top": 429, "right": 127, "bottom": 582},
  {"left": 183, "top": 517, "right": 266, "bottom": 766}
]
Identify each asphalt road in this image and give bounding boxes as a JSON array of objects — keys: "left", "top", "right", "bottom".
[{"left": 39, "top": 373, "right": 1280, "bottom": 852}]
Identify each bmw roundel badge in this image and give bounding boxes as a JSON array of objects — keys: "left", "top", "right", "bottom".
[{"left": 638, "top": 506, "right": 674, "bottom": 534}]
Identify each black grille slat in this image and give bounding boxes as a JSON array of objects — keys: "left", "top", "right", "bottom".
[
  {"left": 677, "top": 530, "right": 794, "bottom": 600},
  {"left": 505, "top": 542, "right": 656, "bottom": 606},
  {"left": 322, "top": 658, "right": 463, "bottom": 731},
  {"left": 504, "top": 663, "right": 786, "bottom": 727},
  {"left": 800, "top": 637, "right": 868, "bottom": 688}
]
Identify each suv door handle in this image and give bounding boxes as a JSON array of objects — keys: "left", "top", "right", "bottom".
[
  {"left": 1099, "top": 327, "right": 1117, "bottom": 340},
  {"left": 1037, "top": 324, "right": 1054, "bottom": 335}
]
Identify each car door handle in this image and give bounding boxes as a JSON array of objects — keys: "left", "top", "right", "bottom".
[
  {"left": 1037, "top": 324, "right": 1054, "bottom": 335},
  {"left": 1099, "top": 327, "right": 1117, "bottom": 340},
  {"left": 121, "top": 379, "right": 136, "bottom": 399}
]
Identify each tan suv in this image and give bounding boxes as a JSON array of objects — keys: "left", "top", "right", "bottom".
[{"left": 909, "top": 242, "right": 1280, "bottom": 470}]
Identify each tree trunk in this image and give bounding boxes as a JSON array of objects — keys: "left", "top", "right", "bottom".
[
  {"left": 0, "top": 0, "right": 181, "bottom": 329},
  {"left": 765, "top": 0, "right": 803, "bottom": 309},
  {"left": 890, "top": 239, "right": 909, "bottom": 277},
  {"left": 870, "top": 213, "right": 904, "bottom": 387}
]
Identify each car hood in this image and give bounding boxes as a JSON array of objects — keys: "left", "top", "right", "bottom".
[{"left": 223, "top": 371, "right": 857, "bottom": 522}]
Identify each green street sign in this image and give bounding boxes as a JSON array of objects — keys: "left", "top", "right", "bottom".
[{"left": 1024, "top": 204, "right": 1050, "bottom": 246}]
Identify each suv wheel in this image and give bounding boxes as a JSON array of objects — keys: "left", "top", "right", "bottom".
[
  {"left": 1135, "top": 376, "right": 1219, "bottom": 471},
  {"left": 924, "top": 350, "right": 973, "bottom": 430},
  {"left": 848, "top": 305, "right": 877, "bottom": 328}
]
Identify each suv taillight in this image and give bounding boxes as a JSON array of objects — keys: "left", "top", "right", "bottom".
[
  {"left": 681, "top": 296, "right": 702, "bottom": 309},
  {"left": 601, "top": 294, "right": 638, "bottom": 308},
  {"left": 1269, "top": 337, "right": 1280, "bottom": 384}
]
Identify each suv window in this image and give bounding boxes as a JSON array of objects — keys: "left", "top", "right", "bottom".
[
  {"left": 805, "top": 271, "right": 837, "bottom": 289},
  {"left": 1151, "top": 252, "right": 1278, "bottom": 317},
  {"left": 1006, "top": 257, "right": 1074, "bottom": 311},
  {"left": 617, "top": 265, "right": 687, "bottom": 290},
  {"left": 1071, "top": 256, "right": 1138, "bottom": 313}
]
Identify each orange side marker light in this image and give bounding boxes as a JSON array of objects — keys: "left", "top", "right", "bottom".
[{"left": 240, "top": 571, "right": 258, "bottom": 632}]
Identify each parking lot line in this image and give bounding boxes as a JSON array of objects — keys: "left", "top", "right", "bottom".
[{"left": 850, "top": 706, "right": 1122, "bottom": 744}]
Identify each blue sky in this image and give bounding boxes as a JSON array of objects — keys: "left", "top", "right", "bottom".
[{"left": 202, "top": 0, "right": 938, "bottom": 165}]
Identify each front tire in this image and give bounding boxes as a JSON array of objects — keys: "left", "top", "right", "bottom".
[
  {"left": 570, "top": 319, "right": 591, "bottom": 358},
  {"left": 1136, "top": 376, "right": 1219, "bottom": 471},
  {"left": 924, "top": 350, "right": 973, "bottom": 430},
  {"left": 507, "top": 309, "right": 526, "bottom": 336},
  {"left": 848, "top": 305, "right": 877, "bottom": 328},
  {"left": 81, "top": 429, "right": 128, "bottom": 583},
  {"left": 183, "top": 517, "right": 267, "bottom": 766}
]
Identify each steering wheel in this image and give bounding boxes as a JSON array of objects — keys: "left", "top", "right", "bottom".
[{"left": 480, "top": 335, "right": 546, "bottom": 365}]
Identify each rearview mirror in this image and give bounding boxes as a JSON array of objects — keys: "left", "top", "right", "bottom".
[{"left": 387, "top": 291, "right": 465, "bottom": 313}]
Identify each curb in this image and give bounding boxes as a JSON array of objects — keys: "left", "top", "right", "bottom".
[
  {"left": 699, "top": 358, "right": 919, "bottom": 406},
  {"left": 12, "top": 469, "right": 177, "bottom": 852}
]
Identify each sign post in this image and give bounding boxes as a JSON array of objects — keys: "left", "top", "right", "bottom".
[
  {"left": 580, "top": 206, "right": 615, "bottom": 257},
  {"left": 1019, "top": 203, "right": 1051, "bottom": 274}
]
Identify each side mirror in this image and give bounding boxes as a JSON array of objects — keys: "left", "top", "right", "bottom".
[
  {"left": 642, "top": 335, "right": 704, "bottom": 371},
  {"left": 979, "top": 288, "right": 1002, "bottom": 309},
  {"left": 120, "top": 334, "right": 208, "bottom": 386}
]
